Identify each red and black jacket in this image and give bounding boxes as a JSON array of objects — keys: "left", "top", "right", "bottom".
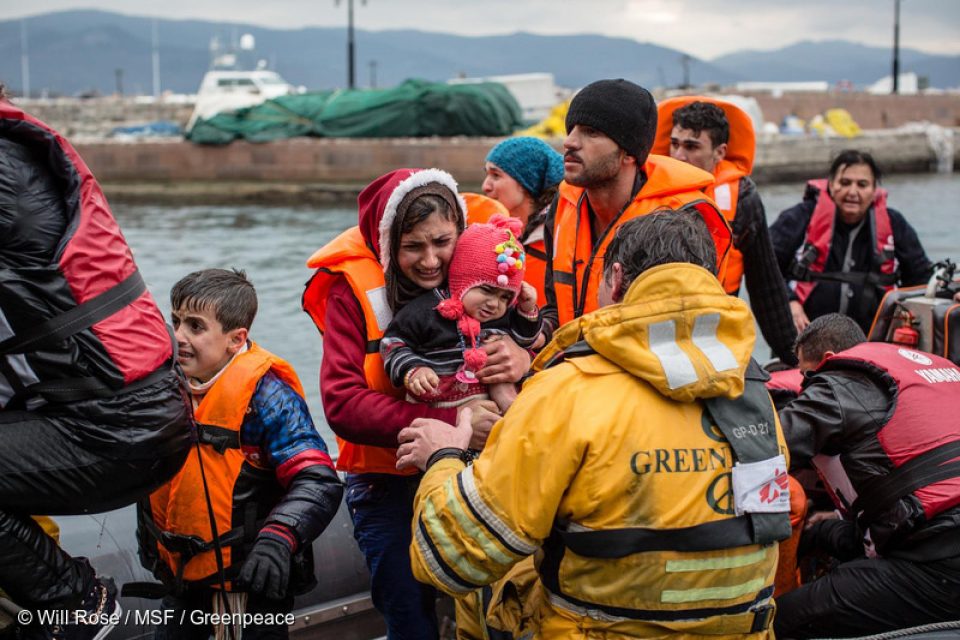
[
  {"left": 781, "top": 342, "right": 960, "bottom": 556},
  {"left": 0, "top": 101, "right": 171, "bottom": 409}
]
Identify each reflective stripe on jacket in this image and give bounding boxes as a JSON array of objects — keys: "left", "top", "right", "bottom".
[
  {"left": 303, "top": 227, "right": 415, "bottom": 475},
  {"left": 550, "top": 155, "right": 730, "bottom": 325},
  {"left": 147, "top": 342, "right": 303, "bottom": 584},
  {"left": 712, "top": 169, "right": 745, "bottom": 294},
  {"left": 0, "top": 101, "right": 171, "bottom": 408},
  {"left": 793, "top": 180, "right": 896, "bottom": 305},
  {"left": 653, "top": 96, "right": 757, "bottom": 295}
]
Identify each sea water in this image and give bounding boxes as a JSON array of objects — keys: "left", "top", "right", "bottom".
[{"left": 116, "top": 173, "right": 960, "bottom": 448}]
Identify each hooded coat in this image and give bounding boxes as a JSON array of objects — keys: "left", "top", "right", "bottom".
[
  {"left": 303, "top": 169, "right": 467, "bottom": 469},
  {"left": 410, "top": 263, "right": 787, "bottom": 638}
]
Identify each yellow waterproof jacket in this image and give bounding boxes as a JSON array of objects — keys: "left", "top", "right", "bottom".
[{"left": 411, "top": 264, "right": 789, "bottom": 638}]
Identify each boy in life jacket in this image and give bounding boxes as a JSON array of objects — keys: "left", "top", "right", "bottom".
[
  {"left": 381, "top": 215, "right": 542, "bottom": 415},
  {"left": 139, "top": 269, "right": 343, "bottom": 640}
]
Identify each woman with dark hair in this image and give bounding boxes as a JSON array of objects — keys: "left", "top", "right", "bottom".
[
  {"left": 482, "top": 137, "right": 564, "bottom": 306},
  {"left": 770, "top": 149, "right": 933, "bottom": 334},
  {"left": 302, "top": 169, "right": 530, "bottom": 638}
]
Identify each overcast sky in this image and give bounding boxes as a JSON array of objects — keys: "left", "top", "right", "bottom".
[{"left": 2, "top": 0, "right": 958, "bottom": 59}]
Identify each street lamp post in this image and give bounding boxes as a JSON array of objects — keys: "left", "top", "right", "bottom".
[
  {"left": 679, "top": 54, "right": 691, "bottom": 90},
  {"left": 336, "top": 0, "right": 366, "bottom": 89},
  {"left": 152, "top": 18, "right": 161, "bottom": 99},
  {"left": 20, "top": 19, "right": 30, "bottom": 99},
  {"left": 892, "top": 0, "right": 901, "bottom": 95}
]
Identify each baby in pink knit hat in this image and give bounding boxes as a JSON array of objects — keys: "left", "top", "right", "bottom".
[{"left": 381, "top": 214, "right": 541, "bottom": 413}]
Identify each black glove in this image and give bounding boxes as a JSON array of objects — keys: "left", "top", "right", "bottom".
[{"left": 236, "top": 534, "right": 293, "bottom": 600}]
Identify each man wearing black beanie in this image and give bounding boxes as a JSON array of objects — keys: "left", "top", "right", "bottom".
[{"left": 540, "top": 78, "right": 733, "bottom": 337}]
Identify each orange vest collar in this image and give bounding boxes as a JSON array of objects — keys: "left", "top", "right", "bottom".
[{"left": 651, "top": 95, "right": 756, "bottom": 177}]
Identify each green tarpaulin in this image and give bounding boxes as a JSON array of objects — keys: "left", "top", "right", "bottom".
[{"left": 187, "top": 79, "right": 523, "bottom": 145}]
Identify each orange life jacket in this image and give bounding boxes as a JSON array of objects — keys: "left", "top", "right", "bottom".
[
  {"left": 523, "top": 229, "right": 548, "bottom": 307},
  {"left": 147, "top": 342, "right": 303, "bottom": 585},
  {"left": 711, "top": 163, "right": 746, "bottom": 294},
  {"left": 652, "top": 96, "right": 757, "bottom": 294},
  {"left": 550, "top": 155, "right": 730, "bottom": 325},
  {"left": 461, "top": 191, "right": 508, "bottom": 225},
  {"left": 303, "top": 227, "right": 416, "bottom": 476}
]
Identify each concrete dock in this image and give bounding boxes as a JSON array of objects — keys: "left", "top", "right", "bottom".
[
  {"left": 17, "top": 93, "right": 957, "bottom": 205},
  {"left": 68, "top": 128, "right": 955, "bottom": 205}
]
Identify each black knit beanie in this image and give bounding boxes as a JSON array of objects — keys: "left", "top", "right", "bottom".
[{"left": 565, "top": 79, "right": 657, "bottom": 163}]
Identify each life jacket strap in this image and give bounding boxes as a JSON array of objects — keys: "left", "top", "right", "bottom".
[
  {"left": 550, "top": 514, "right": 780, "bottom": 559},
  {"left": 140, "top": 512, "right": 247, "bottom": 558},
  {"left": 791, "top": 267, "right": 899, "bottom": 288},
  {"left": 552, "top": 270, "right": 576, "bottom": 285},
  {"left": 541, "top": 339, "right": 595, "bottom": 370},
  {"left": 853, "top": 439, "right": 960, "bottom": 524},
  {"left": 197, "top": 423, "right": 242, "bottom": 453},
  {"left": 524, "top": 246, "right": 548, "bottom": 262},
  {"left": 0, "top": 269, "right": 146, "bottom": 356},
  {"left": 23, "top": 358, "right": 172, "bottom": 404}
]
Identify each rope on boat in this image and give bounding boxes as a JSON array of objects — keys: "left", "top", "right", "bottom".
[{"left": 822, "top": 619, "right": 960, "bottom": 640}]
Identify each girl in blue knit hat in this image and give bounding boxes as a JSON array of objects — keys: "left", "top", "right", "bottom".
[{"left": 482, "top": 137, "right": 564, "bottom": 308}]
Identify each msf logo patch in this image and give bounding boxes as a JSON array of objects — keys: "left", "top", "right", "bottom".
[{"left": 759, "top": 468, "right": 790, "bottom": 504}]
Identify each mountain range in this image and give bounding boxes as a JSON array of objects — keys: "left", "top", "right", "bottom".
[{"left": 1, "top": 10, "right": 958, "bottom": 96}]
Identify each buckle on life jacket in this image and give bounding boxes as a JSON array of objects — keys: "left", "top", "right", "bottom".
[
  {"left": 159, "top": 531, "right": 213, "bottom": 557},
  {"left": 750, "top": 604, "right": 775, "bottom": 633},
  {"left": 196, "top": 423, "right": 241, "bottom": 454}
]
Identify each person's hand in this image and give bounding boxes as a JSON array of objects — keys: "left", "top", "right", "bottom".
[
  {"left": 477, "top": 336, "right": 531, "bottom": 384},
  {"left": 790, "top": 300, "right": 810, "bottom": 333},
  {"left": 396, "top": 410, "right": 474, "bottom": 471},
  {"left": 236, "top": 534, "right": 292, "bottom": 600},
  {"left": 406, "top": 367, "right": 440, "bottom": 397},
  {"left": 954, "top": 291, "right": 960, "bottom": 303},
  {"left": 517, "top": 282, "right": 539, "bottom": 316},
  {"left": 804, "top": 509, "right": 841, "bottom": 531},
  {"left": 458, "top": 398, "right": 501, "bottom": 450}
]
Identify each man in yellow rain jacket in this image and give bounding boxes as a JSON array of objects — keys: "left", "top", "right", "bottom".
[{"left": 397, "top": 208, "right": 791, "bottom": 639}]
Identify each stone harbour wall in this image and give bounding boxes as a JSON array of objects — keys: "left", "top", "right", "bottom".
[
  {"left": 15, "top": 94, "right": 956, "bottom": 205},
  {"left": 71, "top": 128, "right": 957, "bottom": 205}
]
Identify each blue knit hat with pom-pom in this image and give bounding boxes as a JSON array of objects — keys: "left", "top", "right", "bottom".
[{"left": 485, "top": 137, "right": 564, "bottom": 199}]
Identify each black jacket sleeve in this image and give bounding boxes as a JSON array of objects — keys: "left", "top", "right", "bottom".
[
  {"left": 736, "top": 178, "right": 798, "bottom": 364},
  {"left": 769, "top": 199, "right": 815, "bottom": 302},
  {"left": 264, "top": 465, "right": 343, "bottom": 549},
  {"left": 888, "top": 208, "right": 934, "bottom": 286},
  {"left": 505, "top": 307, "right": 543, "bottom": 347},
  {"left": 778, "top": 375, "right": 848, "bottom": 471},
  {"left": 380, "top": 296, "right": 438, "bottom": 387}
]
